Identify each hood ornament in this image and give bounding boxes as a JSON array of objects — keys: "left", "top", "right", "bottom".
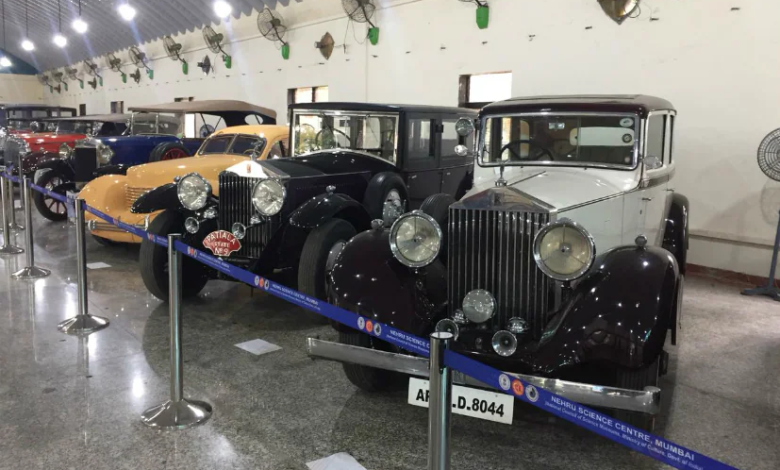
[{"left": 495, "top": 164, "right": 507, "bottom": 187}]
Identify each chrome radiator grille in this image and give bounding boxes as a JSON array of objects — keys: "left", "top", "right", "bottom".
[
  {"left": 448, "top": 208, "right": 554, "bottom": 339},
  {"left": 218, "top": 172, "right": 279, "bottom": 259},
  {"left": 125, "top": 187, "right": 151, "bottom": 208}
]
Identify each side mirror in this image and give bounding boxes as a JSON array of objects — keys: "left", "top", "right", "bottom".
[
  {"left": 643, "top": 155, "right": 662, "bottom": 170},
  {"left": 454, "top": 145, "right": 470, "bottom": 157},
  {"left": 455, "top": 118, "right": 475, "bottom": 137}
]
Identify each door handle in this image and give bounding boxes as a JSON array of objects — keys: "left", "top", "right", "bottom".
[
  {"left": 445, "top": 172, "right": 451, "bottom": 176},
  {"left": 642, "top": 197, "right": 653, "bottom": 201},
  {"left": 409, "top": 175, "right": 417, "bottom": 180}
]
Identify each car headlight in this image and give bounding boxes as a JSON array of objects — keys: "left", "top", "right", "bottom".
[
  {"left": 59, "top": 143, "right": 72, "bottom": 159},
  {"left": 251, "top": 179, "right": 285, "bottom": 216},
  {"left": 97, "top": 143, "right": 114, "bottom": 164},
  {"left": 533, "top": 218, "right": 595, "bottom": 282},
  {"left": 177, "top": 173, "right": 211, "bottom": 211},
  {"left": 389, "top": 211, "right": 442, "bottom": 268}
]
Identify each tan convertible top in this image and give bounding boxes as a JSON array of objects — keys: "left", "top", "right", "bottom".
[{"left": 128, "top": 100, "right": 276, "bottom": 119}]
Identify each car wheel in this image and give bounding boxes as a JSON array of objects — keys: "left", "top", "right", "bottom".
[
  {"left": 140, "top": 210, "right": 209, "bottom": 302},
  {"left": 363, "top": 172, "right": 408, "bottom": 224},
  {"left": 298, "top": 218, "right": 357, "bottom": 301},
  {"left": 339, "top": 330, "right": 403, "bottom": 393},
  {"left": 613, "top": 358, "right": 661, "bottom": 431},
  {"left": 420, "top": 193, "right": 455, "bottom": 260},
  {"left": 150, "top": 142, "right": 190, "bottom": 163},
  {"left": 32, "top": 170, "right": 68, "bottom": 222}
]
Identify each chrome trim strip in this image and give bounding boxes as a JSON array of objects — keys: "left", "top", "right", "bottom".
[
  {"left": 306, "top": 338, "right": 661, "bottom": 415},
  {"left": 89, "top": 220, "right": 146, "bottom": 233}
]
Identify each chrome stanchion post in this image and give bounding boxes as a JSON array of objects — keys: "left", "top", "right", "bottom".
[
  {"left": 12, "top": 176, "right": 50, "bottom": 280},
  {"left": 9, "top": 149, "right": 24, "bottom": 232},
  {"left": 0, "top": 168, "right": 24, "bottom": 255},
  {"left": 141, "top": 234, "right": 212, "bottom": 429},
  {"left": 57, "top": 198, "right": 109, "bottom": 335},
  {"left": 428, "top": 331, "right": 453, "bottom": 470}
]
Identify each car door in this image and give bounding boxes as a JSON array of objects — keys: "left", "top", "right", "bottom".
[
  {"left": 439, "top": 116, "right": 474, "bottom": 199},
  {"left": 403, "top": 113, "right": 441, "bottom": 209}
]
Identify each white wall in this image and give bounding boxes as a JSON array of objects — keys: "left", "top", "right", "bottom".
[
  {"left": 42, "top": 0, "right": 780, "bottom": 277},
  {"left": 0, "top": 74, "right": 44, "bottom": 104}
]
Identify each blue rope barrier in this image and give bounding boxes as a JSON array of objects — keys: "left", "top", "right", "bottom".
[{"left": 12, "top": 172, "right": 738, "bottom": 469}]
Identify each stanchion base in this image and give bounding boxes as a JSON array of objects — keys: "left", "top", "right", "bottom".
[
  {"left": 57, "top": 314, "right": 110, "bottom": 336},
  {"left": 741, "top": 285, "right": 780, "bottom": 301},
  {"left": 12, "top": 266, "right": 51, "bottom": 280},
  {"left": 0, "top": 245, "right": 24, "bottom": 255},
  {"left": 141, "top": 399, "right": 213, "bottom": 429}
]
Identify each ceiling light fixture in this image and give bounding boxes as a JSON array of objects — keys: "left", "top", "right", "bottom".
[
  {"left": 72, "top": 0, "right": 88, "bottom": 34},
  {"left": 53, "top": 0, "right": 67, "bottom": 48},
  {"left": 214, "top": 1, "right": 232, "bottom": 19},
  {"left": 0, "top": 0, "right": 11, "bottom": 67},
  {"left": 20, "top": 0, "right": 34, "bottom": 51},
  {"left": 118, "top": 2, "right": 137, "bottom": 21}
]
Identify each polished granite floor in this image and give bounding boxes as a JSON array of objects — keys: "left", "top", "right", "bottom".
[{"left": 0, "top": 208, "right": 778, "bottom": 470}]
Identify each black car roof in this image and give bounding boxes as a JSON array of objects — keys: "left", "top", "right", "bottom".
[
  {"left": 481, "top": 95, "right": 675, "bottom": 117},
  {"left": 290, "top": 102, "right": 476, "bottom": 115}
]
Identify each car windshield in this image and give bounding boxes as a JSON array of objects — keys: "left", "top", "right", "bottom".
[
  {"left": 54, "top": 121, "right": 93, "bottom": 134},
  {"left": 7, "top": 119, "right": 39, "bottom": 130},
  {"left": 292, "top": 111, "right": 398, "bottom": 162},
  {"left": 131, "top": 114, "right": 182, "bottom": 136},
  {"left": 198, "top": 134, "right": 266, "bottom": 156},
  {"left": 481, "top": 114, "right": 638, "bottom": 168}
]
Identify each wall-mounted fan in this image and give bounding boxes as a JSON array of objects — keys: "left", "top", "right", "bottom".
[
  {"left": 53, "top": 71, "right": 68, "bottom": 92},
  {"left": 65, "top": 67, "right": 82, "bottom": 89},
  {"left": 197, "top": 56, "right": 213, "bottom": 75},
  {"left": 38, "top": 73, "right": 58, "bottom": 94},
  {"left": 315, "top": 32, "right": 335, "bottom": 60},
  {"left": 598, "top": 0, "right": 640, "bottom": 25},
  {"left": 257, "top": 7, "right": 290, "bottom": 60},
  {"left": 106, "top": 53, "right": 127, "bottom": 83},
  {"left": 129, "top": 46, "right": 153, "bottom": 79},
  {"left": 458, "top": 0, "right": 489, "bottom": 29},
  {"left": 87, "top": 78, "right": 98, "bottom": 90},
  {"left": 163, "top": 35, "right": 188, "bottom": 75},
  {"left": 129, "top": 68, "right": 142, "bottom": 84},
  {"left": 743, "top": 129, "right": 780, "bottom": 301},
  {"left": 199, "top": 123, "right": 216, "bottom": 138},
  {"left": 342, "top": 0, "right": 381, "bottom": 44},
  {"left": 203, "top": 26, "right": 232, "bottom": 69},
  {"left": 83, "top": 59, "right": 103, "bottom": 87}
]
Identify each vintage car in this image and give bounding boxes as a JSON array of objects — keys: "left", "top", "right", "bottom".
[
  {"left": 132, "top": 102, "right": 477, "bottom": 301},
  {"left": 80, "top": 123, "right": 289, "bottom": 246},
  {"left": 33, "top": 100, "right": 277, "bottom": 221},
  {"left": 0, "top": 104, "right": 77, "bottom": 161},
  {"left": 316, "top": 95, "right": 688, "bottom": 428}
]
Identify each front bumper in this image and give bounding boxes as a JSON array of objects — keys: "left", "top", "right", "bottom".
[
  {"left": 306, "top": 338, "right": 661, "bottom": 415},
  {"left": 85, "top": 211, "right": 154, "bottom": 244}
]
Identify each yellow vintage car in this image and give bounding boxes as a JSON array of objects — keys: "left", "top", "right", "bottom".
[{"left": 80, "top": 124, "right": 289, "bottom": 244}]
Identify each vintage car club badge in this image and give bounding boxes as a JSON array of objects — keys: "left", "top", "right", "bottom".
[{"left": 203, "top": 230, "right": 242, "bottom": 257}]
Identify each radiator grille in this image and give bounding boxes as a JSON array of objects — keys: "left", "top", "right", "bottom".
[
  {"left": 125, "top": 187, "right": 151, "bottom": 208},
  {"left": 448, "top": 208, "right": 554, "bottom": 339},
  {"left": 218, "top": 172, "right": 279, "bottom": 259}
]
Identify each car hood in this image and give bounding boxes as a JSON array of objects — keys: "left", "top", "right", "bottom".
[
  {"left": 463, "top": 167, "right": 640, "bottom": 212},
  {"left": 225, "top": 151, "right": 397, "bottom": 179},
  {"left": 18, "top": 132, "right": 87, "bottom": 144},
  {"left": 127, "top": 154, "right": 249, "bottom": 192}
]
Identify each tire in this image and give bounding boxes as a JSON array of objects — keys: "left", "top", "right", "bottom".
[
  {"left": 340, "top": 331, "right": 402, "bottom": 393},
  {"left": 420, "top": 193, "right": 455, "bottom": 260},
  {"left": 149, "top": 142, "right": 190, "bottom": 162},
  {"left": 362, "top": 172, "right": 408, "bottom": 224},
  {"left": 92, "top": 235, "right": 119, "bottom": 247},
  {"left": 614, "top": 358, "right": 661, "bottom": 430},
  {"left": 139, "top": 210, "right": 209, "bottom": 301},
  {"left": 32, "top": 170, "right": 68, "bottom": 222},
  {"left": 298, "top": 218, "right": 356, "bottom": 301}
]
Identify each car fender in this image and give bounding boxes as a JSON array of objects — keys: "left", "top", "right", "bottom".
[
  {"left": 131, "top": 183, "right": 182, "bottom": 214},
  {"left": 95, "top": 164, "right": 130, "bottom": 177},
  {"left": 528, "top": 245, "right": 679, "bottom": 375},
  {"left": 663, "top": 193, "right": 689, "bottom": 273},
  {"left": 34, "top": 158, "right": 75, "bottom": 180},
  {"left": 288, "top": 192, "right": 372, "bottom": 232},
  {"left": 22, "top": 151, "right": 60, "bottom": 175},
  {"left": 79, "top": 175, "right": 130, "bottom": 217},
  {"left": 329, "top": 228, "right": 447, "bottom": 336}
]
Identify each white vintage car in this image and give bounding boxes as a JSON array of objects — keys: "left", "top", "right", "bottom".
[{"left": 313, "top": 95, "right": 688, "bottom": 428}]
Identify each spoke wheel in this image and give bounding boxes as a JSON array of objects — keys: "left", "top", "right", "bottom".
[
  {"left": 32, "top": 171, "right": 69, "bottom": 222},
  {"left": 161, "top": 148, "right": 188, "bottom": 161}
]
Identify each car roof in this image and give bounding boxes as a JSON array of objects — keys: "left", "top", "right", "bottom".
[
  {"left": 212, "top": 124, "right": 289, "bottom": 140},
  {"left": 290, "top": 102, "right": 477, "bottom": 115},
  {"left": 481, "top": 95, "right": 675, "bottom": 117},
  {"left": 1, "top": 103, "right": 77, "bottom": 111},
  {"left": 128, "top": 100, "right": 276, "bottom": 119},
  {"left": 44, "top": 113, "right": 131, "bottom": 123}
]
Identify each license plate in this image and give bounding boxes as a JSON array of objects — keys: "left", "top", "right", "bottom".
[
  {"left": 203, "top": 230, "right": 241, "bottom": 256},
  {"left": 407, "top": 377, "right": 514, "bottom": 425}
]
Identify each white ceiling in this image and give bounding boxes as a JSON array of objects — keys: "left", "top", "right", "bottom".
[{"left": 0, "top": 0, "right": 304, "bottom": 71}]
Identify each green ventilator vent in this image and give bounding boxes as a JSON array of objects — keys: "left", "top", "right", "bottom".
[
  {"left": 79, "top": 79, "right": 84, "bottom": 89},
  {"left": 281, "top": 43, "right": 290, "bottom": 60},
  {"left": 476, "top": 5, "right": 489, "bottom": 29},
  {"left": 121, "top": 72, "right": 127, "bottom": 84},
  {"left": 182, "top": 61, "right": 188, "bottom": 75},
  {"left": 368, "top": 27, "right": 380, "bottom": 45},
  {"left": 223, "top": 54, "right": 232, "bottom": 69}
]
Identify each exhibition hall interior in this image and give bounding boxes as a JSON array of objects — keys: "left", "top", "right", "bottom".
[{"left": 0, "top": 0, "right": 777, "bottom": 469}]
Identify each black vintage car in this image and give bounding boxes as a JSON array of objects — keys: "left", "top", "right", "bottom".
[
  {"left": 132, "top": 102, "right": 477, "bottom": 301},
  {"left": 320, "top": 95, "right": 688, "bottom": 428}
]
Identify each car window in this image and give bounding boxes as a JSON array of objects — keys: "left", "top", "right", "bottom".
[
  {"left": 665, "top": 116, "right": 674, "bottom": 164},
  {"left": 199, "top": 135, "right": 233, "bottom": 154},
  {"left": 646, "top": 114, "right": 666, "bottom": 164},
  {"left": 442, "top": 119, "right": 473, "bottom": 158},
  {"left": 407, "top": 119, "right": 433, "bottom": 160},
  {"left": 268, "top": 141, "right": 285, "bottom": 159},
  {"left": 292, "top": 111, "right": 398, "bottom": 162},
  {"left": 232, "top": 135, "right": 265, "bottom": 155}
]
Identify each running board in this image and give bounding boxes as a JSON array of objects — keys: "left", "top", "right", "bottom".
[{"left": 306, "top": 338, "right": 661, "bottom": 415}]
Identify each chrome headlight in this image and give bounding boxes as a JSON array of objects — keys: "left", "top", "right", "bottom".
[
  {"left": 251, "top": 179, "right": 285, "bottom": 216},
  {"left": 533, "top": 219, "right": 595, "bottom": 282},
  {"left": 97, "top": 143, "right": 114, "bottom": 164},
  {"left": 59, "top": 143, "right": 72, "bottom": 159},
  {"left": 462, "top": 289, "right": 496, "bottom": 323},
  {"left": 177, "top": 173, "right": 211, "bottom": 211},
  {"left": 389, "top": 211, "right": 442, "bottom": 268}
]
